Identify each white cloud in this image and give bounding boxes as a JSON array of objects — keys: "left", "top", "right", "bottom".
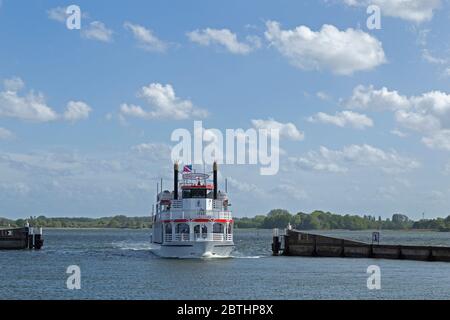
[
  {"left": 289, "top": 144, "right": 420, "bottom": 174},
  {"left": 187, "top": 28, "right": 260, "bottom": 55},
  {"left": 82, "top": 21, "right": 113, "bottom": 43},
  {"left": 421, "top": 130, "right": 450, "bottom": 151},
  {"left": 120, "top": 83, "right": 208, "bottom": 120},
  {"left": 344, "top": 85, "right": 411, "bottom": 111},
  {"left": 264, "top": 21, "right": 386, "bottom": 75},
  {"left": 124, "top": 22, "right": 168, "bottom": 52},
  {"left": 0, "top": 127, "right": 13, "bottom": 140},
  {"left": 342, "top": 0, "right": 441, "bottom": 23},
  {"left": 308, "top": 111, "right": 373, "bottom": 129},
  {"left": 47, "top": 6, "right": 67, "bottom": 23},
  {"left": 251, "top": 118, "right": 304, "bottom": 141},
  {"left": 0, "top": 77, "right": 92, "bottom": 123},
  {"left": 316, "top": 91, "right": 331, "bottom": 101},
  {"left": 345, "top": 85, "right": 450, "bottom": 150},
  {"left": 394, "top": 110, "right": 440, "bottom": 132},
  {"left": 3, "top": 77, "right": 25, "bottom": 92},
  {"left": 0, "top": 78, "right": 58, "bottom": 122},
  {"left": 422, "top": 49, "right": 447, "bottom": 65},
  {"left": 63, "top": 101, "right": 92, "bottom": 122},
  {"left": 47, "top": 6, "right": 88, "bottom": 23},
  {"left": 390, "top": 129, "right": 408, "bottom": 138}
]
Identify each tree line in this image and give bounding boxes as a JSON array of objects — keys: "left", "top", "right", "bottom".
[
  {"left": 234, "top": 209, "right": 450, "bottom": 232},
  {"left": 1, "top": 210, "right": 450, "bottom": 231},
  {"left": 0, "top": 215, "right": 151, "bottom": 229}
]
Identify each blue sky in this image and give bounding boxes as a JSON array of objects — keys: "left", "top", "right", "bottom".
[{"left": 1, "top": 0, "right": 450, "bottom": 219}]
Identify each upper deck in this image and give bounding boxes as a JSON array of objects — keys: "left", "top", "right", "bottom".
[{"left": 157, "top": 198, "right": 232, "bottom": 221}]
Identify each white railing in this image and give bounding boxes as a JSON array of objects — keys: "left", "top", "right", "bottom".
[
  {"left": 212, "top": 234, "right": 224, "bottom": 241},
  {"left": 160, "top": 210, "right": 232, "bottom": 221},
  {"left": 174, "top": 233, "right": 190, "bottom": 241},
  {"left": 172, "top": 200, "right": 183, "bottom": 209},
  {"left": 164, "top": 233, "right": 233, "bottom": 242}
]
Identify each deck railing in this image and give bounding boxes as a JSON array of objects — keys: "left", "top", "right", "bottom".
[
  {"left": 164, "top": 233, "right": 233, "bottom": 243},
  {"left": 159, "top": 210, "right": 232, "bottom": 221}
]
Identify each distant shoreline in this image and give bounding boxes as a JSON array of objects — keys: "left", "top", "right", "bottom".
[{"left": 2, "top": 210, "right": 450, "bottom": 232}]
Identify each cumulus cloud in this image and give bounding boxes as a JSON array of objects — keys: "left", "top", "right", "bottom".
[
  {"left": 251, "top": 118, "right": 304, "bottom": 141},
  {"left": 187, "top": 28, "right": 260, "bottom": 54},
  {"left": 3, "top": 77, "right": 25, "bottom": 92},
  {"left": 422, "top": 130, "right": 450, "bottom": 151},
  {"left": 344, "top": 85, "right": 410, "bottom": 111},
  {"left": 0, "top": 77, "right": 91, "bottom": 123},
  {"left": 0, "top": 78, "right": 58, "bottom": 122},
  {"left": 264, "top": 21, "right": 386, "bottom": 75},
  {"left": 342, "top": 0, "right": 441, "bottom": 23},
  {"left": 124, "top": 22, "right": 168, "bottom": 52},
  {"left": 63, "top": 101, "right": 92, "bottom": 122},
  {"left": 120, "top": 83, "right": 208, "bottom": 120},
  {"left": 345, "top": 85, "right": 450, "bottom": 150},
  {"left": 308, "top": 111, "right": 373, "bottom": 129},
  {"left": 81, "top": 21, "right": 113, "bottom": 43},
  {"left": 289, "top": 144, "right": 420, "bottom": 174}
]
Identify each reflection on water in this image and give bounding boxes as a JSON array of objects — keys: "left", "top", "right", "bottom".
[{"left": 1, "top": 228, "right": 450, "bottom": 299}]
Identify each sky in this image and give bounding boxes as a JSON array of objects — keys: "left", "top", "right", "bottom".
[{"left": 1, "top": 0, "right": 450, "bottom": 219}]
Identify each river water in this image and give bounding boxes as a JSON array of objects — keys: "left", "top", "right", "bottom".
[{"left": 1, "top": 229, "right": 449, "bottom": 299}]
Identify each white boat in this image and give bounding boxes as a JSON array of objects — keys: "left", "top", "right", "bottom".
[{"left": 150, "top": 162, "right": 234, "bottom": 258}]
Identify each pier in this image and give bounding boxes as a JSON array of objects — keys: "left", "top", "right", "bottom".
[
  {"left": 0, "top": 226, "right": 44, "bottom": 250},
  {"left": 272, "top": 229, "right": 450, "bottom": 262}
]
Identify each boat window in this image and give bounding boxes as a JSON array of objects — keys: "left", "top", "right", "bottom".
[
  {"left": 191, "top": 189, "right": 207, "bottom": 198},
  {"left": 165, "top": 223, "right": 172, "bottom": 235},
  {"left": 201, "top": 224, "right": 208, "bottom": 238},
  {"left": 176, "top": 223, "right": 190, "bottom": 234},
  {"left": 228, "top": 223, "right": 232, "bottom": 234},
  {"left": 213, "top": 223, "right": 224, "bottom": 234},
  {"left": 194, "top": 225, "right": 200, "bottom": 234},
  {"left": 182, "top": 188, "right": 207, "bottom": 198},
  {"left": 182, "top": 190, "right": 191, "bottom": 199}
]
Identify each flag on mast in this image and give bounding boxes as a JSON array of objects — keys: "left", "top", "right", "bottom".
[{"left": 183, "top": 165, "right": 192, "bottom": 173}]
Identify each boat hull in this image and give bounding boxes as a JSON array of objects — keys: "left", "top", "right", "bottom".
[{"left": 151, "top": 240, "right": 234, "bottom": 258}]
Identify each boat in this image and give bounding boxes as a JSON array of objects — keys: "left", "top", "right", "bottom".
[
  {"left": 150, "top": 161, "right": 234, "bottom": 258},
  {"left": 0, "top": 223, "right": 44, "bottom": 250}
]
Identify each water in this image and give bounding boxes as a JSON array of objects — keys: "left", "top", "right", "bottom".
[{"left": 1, "top": 229, "right": 450, "bottom": 299}]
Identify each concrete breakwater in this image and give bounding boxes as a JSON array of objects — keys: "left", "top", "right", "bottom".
[{"left": 273, "top": 229, "right": 450, "bottom": 262}]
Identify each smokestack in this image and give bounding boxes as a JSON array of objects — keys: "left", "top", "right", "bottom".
[
  {"left": 213, "top": 161, "right": 218, "bottom": 200},
  {"left": 174, "top": 162, "right": 179, "bottom": 200}
]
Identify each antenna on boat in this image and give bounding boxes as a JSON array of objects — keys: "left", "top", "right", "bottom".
[{"left": 160, "top": 178, "right": 163, "bottom": 193}]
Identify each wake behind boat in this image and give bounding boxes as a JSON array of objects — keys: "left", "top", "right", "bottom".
[{"left": 150, "top": 162, "right": 234, "bottom": 258}]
